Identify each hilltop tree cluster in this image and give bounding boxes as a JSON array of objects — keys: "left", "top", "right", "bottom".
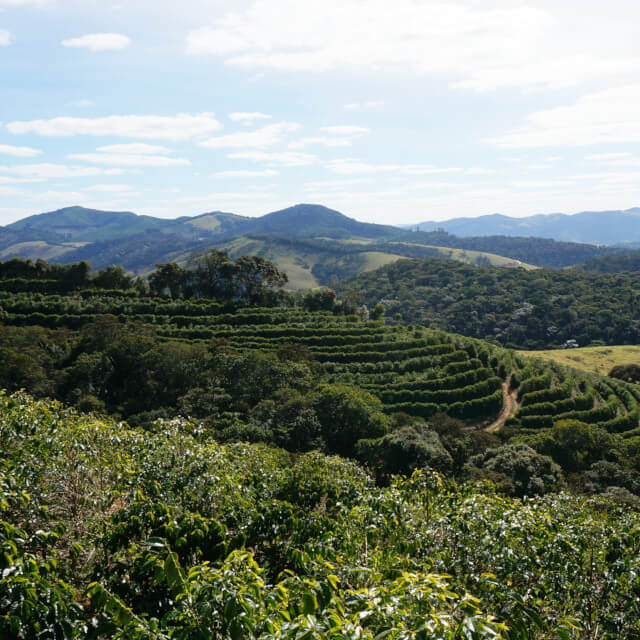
[{"left": 149, "top": 250, "right": 289, "bottom": 304}]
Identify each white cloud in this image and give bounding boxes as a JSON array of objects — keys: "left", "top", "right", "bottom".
[
  {"left": 326, "top": 158, "right": 464, "bottom": 175},
  {"left": 0, "top": 163, "right": 124, "bottom": 180},
  {"left": 62, "top": 33, "right": 131, "bottom": 52},
  {"left": 0, "top": 175, "right": 34, "bottom": 184},
  {"left": 0, "top": 29, "right": 11, "bottom": 46},
  {"left": 490, "top": 85, "right": 640, "bottom": 147},
  {"left": 0, "top": 0, "right": 47, "bottom": 5},
  {"left": 303, "top": 178, "right": 371, "bottom": 191},
  {"left": 0, "top": 144, "right": 42, "bottom": 157},
  {"left": 344, "top": 101, "right": 383, "bottom": 111},
  {"left": 0, "top": 186, "right": 20, "bottom": 196},
  {"left": 68, "top": 153, "right": 189, "bottom": 166},
  {"left": 215, "top": 169, "right": 279, "bottom": 177},
  {"left": 70, "top": 99, "right": 95, "bottom": 108},
  {"left": 289, "top": 136, "right": 353, "bottom": 148},
  {"left": 200, "top": 122, "right": 300, "bottom": 149},
  {"left": 229, "top": 112, "right": 272, "bottom": 125},
  {"left": 83, "top": 183, "right": 136, "bottom": 192},
  {"left": 290, "top": 125, "right": 370, "bottom": 148},
  {"left": 228, "top": 150, "right": 315, "bottom": 166},
  {"left": 7, "top": 113, "right": 222, "bottom": 140},
  {"left": 184, "top": 0, "right": 640, "bottom": 92},
  {"left": 320, "top": 126, "right": 369, "bottom": 136},
  {"left": 96, "top": 143, "right": 171, "bottom": 154},
  {"left": 586, "top": 152, "right": 633, "bottom": 161}
]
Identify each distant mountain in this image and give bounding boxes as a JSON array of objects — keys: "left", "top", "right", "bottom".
[
  {"left": 0, "top": 203, "right": 630, "bottom": 283},
  {"left": 408, "top": 208, "right": 640, "bottom": 246},
  {"left": 243, "top": 203, "right": 395, "bottom": 239}
]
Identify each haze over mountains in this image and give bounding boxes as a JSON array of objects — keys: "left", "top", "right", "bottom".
[
  {"left": 409, "top": 208, "right": 640, "bottom": 246},
  {"left": 0, "top": 204, "right": 636, "bottom": 286}
]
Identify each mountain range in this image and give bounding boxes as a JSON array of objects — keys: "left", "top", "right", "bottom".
[
  {"left": 408, "top": 208, "right": 640, "bottom": 246},
  {"left": 0, "top": 204, "right": 634, "bottom": 287}
]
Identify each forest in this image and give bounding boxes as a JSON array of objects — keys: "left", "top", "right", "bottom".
[
  {"left": 343, "top": 257, "right": 640, "bottom": 349},
  {"left": 2, "top": 254, "right": 640, "bottom": 637}
]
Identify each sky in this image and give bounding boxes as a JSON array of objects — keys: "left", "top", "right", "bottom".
[{"left": 2, "top": 0, "right": 640, "bottom": 226}]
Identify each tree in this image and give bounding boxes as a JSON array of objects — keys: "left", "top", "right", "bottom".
[
  {"left": 314, "top": 384, "right": 389, "bottom": 457},
  {"left": 371, "top": 303, "right": 386, "bottom": 321},
  {"left": 233, "top": 255, "right": 288, "bottom": 303},
  {"left": 93, "top": 265, "right": 134, "bottom": 290},
  {"left": 357, "top": 423, "right": 453, "bottom": 479},
  {"left": 148, "top": 262, "right": 185, "bottom": 297},
  {"left": 186, "top": 249, "right": 235, "bottom": 298},
  {"left": 467, "top": 444, "right": 564, "bottom": 497},
  {"left": 302, "top": 287, "right": 337, "bottom": 311}
]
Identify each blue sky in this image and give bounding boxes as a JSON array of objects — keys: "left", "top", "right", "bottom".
[{"left": 2, "top": 0, "right": 640, "bottom": 225}]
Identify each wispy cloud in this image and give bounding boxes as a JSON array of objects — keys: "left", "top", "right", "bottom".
[
  {"left": 184, "top": 0, "right": 640, "bottom": 92},
  {"left": 320, "top": 126, "right": 369, "bottom": 136},
  {"left": 215, "top": 169, "right": 279, "bottom": 177},
  {"left": 0, "top": 29, "right": 11, "bottom": 46},
  {"left": 7, "top": 113, "right": 222, "bottom": 140},
  {"left": 82, "top": 183, "right": 136, "bottom": 193},
  {"left": 68, "top": 153, "right": 189, "bottom": 167},
  {"left": 326, "top": 158, "right": 465, "bottom": 175},
  {"left": 344, "top": 101, "right": 383, "bottom": 111},
  {"left": 0, "top": 163, "right": 125, "bottom": 180},
  {"left": 70, "top": 99, "right": 95, "bottom": 108},
  {"left": 62, "top": 33, "right": 131, "bottom": 52},
  {"left": 0, "top": 0, "right": 47, "bottom": 6},
  {"left": 96, "top": 143, "right": 172, "bottom": 154},
  {"left": 489, "top": 85, "right": 640, "bottom": 148},
  {"left": 290, "top": 125, "right": 369, "bottom": 148},
  {"left": 200, "top": 122, "right": 300, "bottom": 149},
  {"left": 228, "top": 112, "right": 272, "bottom": 125},
  {"left": 0, "top": 144, "right": 42, "bottom": 157},
  {"left": 228, "top": 150, "right": 315, "bottom": 166}
]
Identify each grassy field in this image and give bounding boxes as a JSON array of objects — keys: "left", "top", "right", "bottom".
[
  {"left": 0, "top": 240, "right": 89, "bottom": 261},
  {"left": 518, "top": 345, "right": 640, "bottom": 376},
  {"left": 386, "top": 242, "right": 538, "bottom": 270}
]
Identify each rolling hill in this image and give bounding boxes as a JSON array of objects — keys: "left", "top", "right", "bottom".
[{"left": 0, "top": 203, "right": 627, "bottom": 285}]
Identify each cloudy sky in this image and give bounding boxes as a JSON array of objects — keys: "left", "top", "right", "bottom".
[{"left": 2, "top": 0, "right": 640, "bottom": 225}]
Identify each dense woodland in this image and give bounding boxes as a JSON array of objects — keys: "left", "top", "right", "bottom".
[
  {"left": 579, "top": 250, "right": 640, "bottom": 273},
  {"left": 344, "top": 257, "right": 640, "bottom": 349},
  {"left": 2, "top": 254, "right": 640, "bottom": 637}
]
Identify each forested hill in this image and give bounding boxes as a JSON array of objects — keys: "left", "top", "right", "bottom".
[
  {"left": 0, "top": 204, "right": 626, "bottom": 278},
  {"left": 343, "top": 257, "right": 640, "bottom": 350}
]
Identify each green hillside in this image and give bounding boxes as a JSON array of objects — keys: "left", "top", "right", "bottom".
[
  {"left": 1, "top": 205, "right": 627, "bottom": 278},
  {"left": 341, "top": 256, "right": 640, "bottom": 350},
  {"left": 3, "top": 257, "right": 640, "bottom": 635}
]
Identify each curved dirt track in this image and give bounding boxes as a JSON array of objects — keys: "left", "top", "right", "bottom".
[{"left": 485, "top": 382, "right": 519, "bottom": 433}]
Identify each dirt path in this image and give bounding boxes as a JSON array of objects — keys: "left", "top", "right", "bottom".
[{"left": 485, "top": 382, "right": 519, "bottom": 433}]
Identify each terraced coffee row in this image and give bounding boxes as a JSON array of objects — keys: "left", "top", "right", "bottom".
[{"left": 2, "top": 289, "right": 639, "bottom": 433}]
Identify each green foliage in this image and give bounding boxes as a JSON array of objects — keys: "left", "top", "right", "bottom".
[
  {"left": 610, "top": 363, "right": 640, "bottom": 384},
  {"left": 314, "top": 384, "right": 390, "bottom": 457},
  {"left": 3, "top": 392, "right": 640, "bottom": 637},
  {"left": 342, "top": 257, "right": 640, "bottom": 349},
  {"left": 357, "top": 422, "right": 453, "bottom": 478},
  {"left": 467, "top": 444, "right": 565, "bottom": 497}
]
